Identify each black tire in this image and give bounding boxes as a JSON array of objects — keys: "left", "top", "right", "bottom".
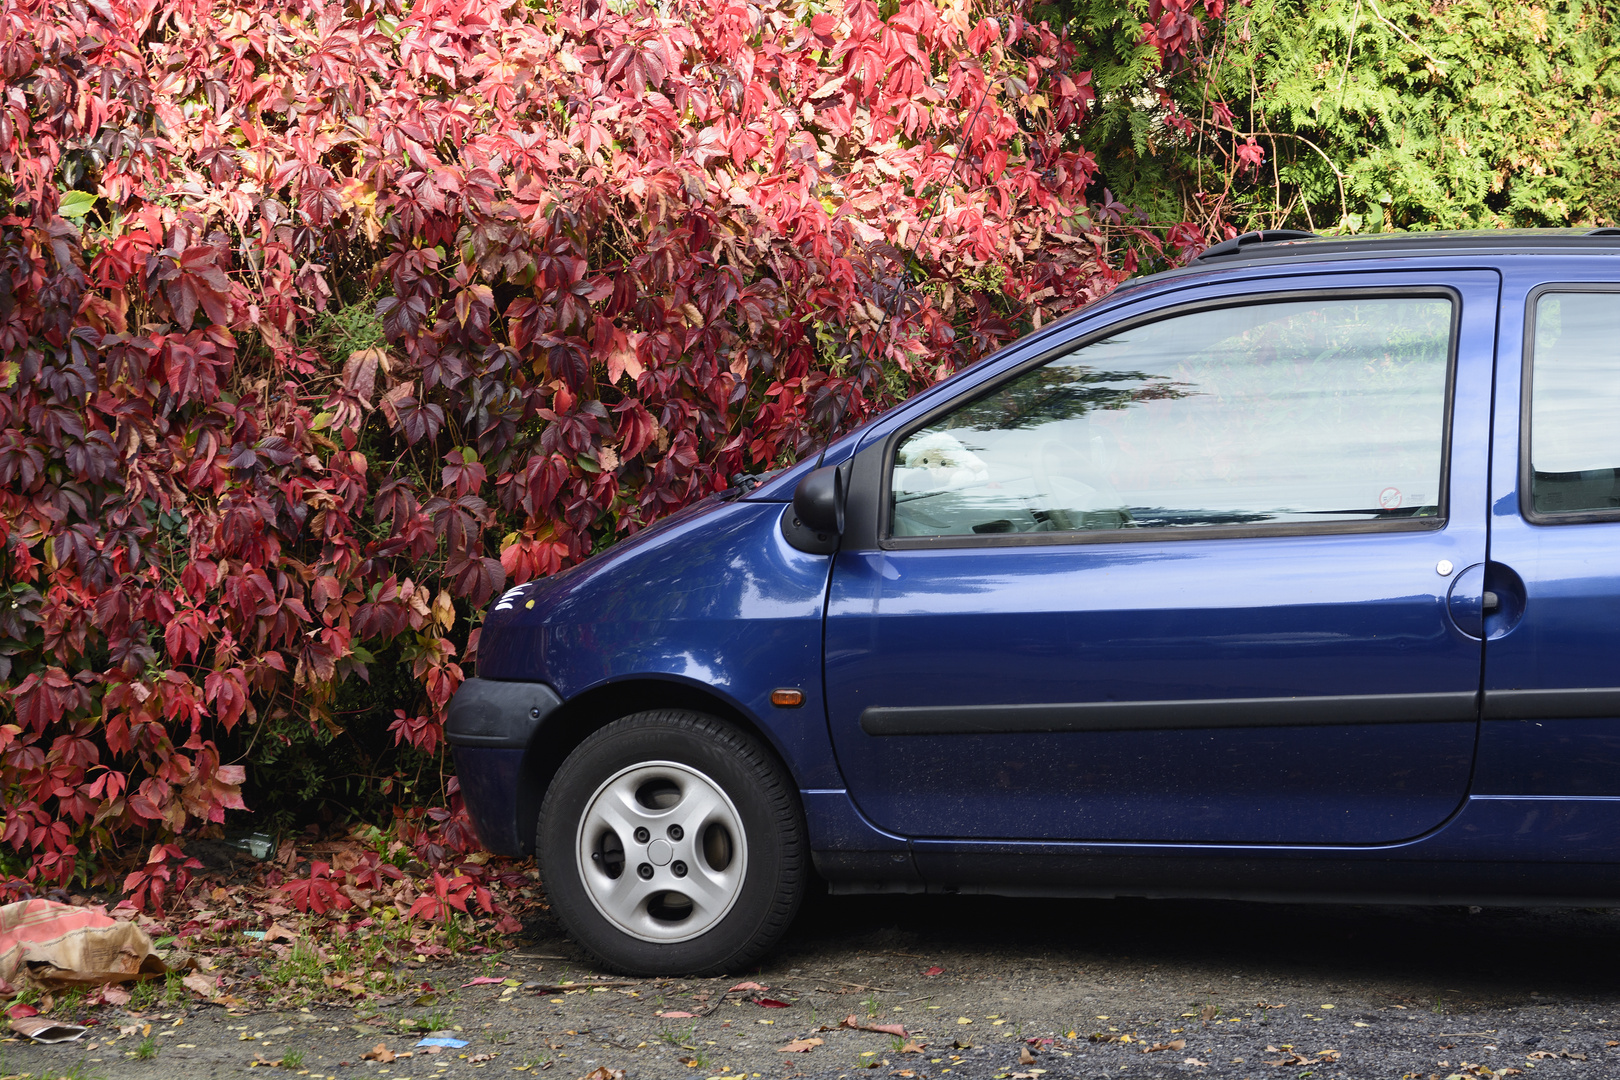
[{"left": 536, "top": 709, "right": 806, "bottom": 975}]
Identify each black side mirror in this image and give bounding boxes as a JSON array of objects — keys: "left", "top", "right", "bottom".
[
  {"left": 782, "top": 464, "right": 846, "bottom": 555},
  {"left": 794, "top": 464, "right": 845, "bottom": 535}
]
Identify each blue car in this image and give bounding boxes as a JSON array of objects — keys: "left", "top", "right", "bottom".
[{"left": 448, "top": 229, "right": 1620, "bottom": 974}]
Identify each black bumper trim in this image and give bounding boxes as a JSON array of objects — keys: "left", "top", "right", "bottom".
[{"left": 445, "top": 678, "right": 563, "bottom": 749}]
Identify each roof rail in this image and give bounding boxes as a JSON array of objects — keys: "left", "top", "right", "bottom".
[{"left": 1194, "top": 229, "right": 1317, "bottom": 262}]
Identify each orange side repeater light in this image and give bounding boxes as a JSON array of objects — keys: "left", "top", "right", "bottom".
[{"left": 771, "top": 688, "right": 805, "bottom": 708}]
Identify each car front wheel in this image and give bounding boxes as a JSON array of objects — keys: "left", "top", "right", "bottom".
[{"left": 536, "top": 710, "right": 805, "bottom": 975}]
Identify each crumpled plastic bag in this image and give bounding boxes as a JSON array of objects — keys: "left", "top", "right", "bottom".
[{"left": 0, "top": 899, "right": 166, "bottom": 993}]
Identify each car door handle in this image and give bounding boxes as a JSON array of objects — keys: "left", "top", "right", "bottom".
[
  {"left": 1480, "top": 564, "right": 1526, "bottom": 638},
  {"left": 1446, "top": 570, "right": 1520, "bottom": 639}
]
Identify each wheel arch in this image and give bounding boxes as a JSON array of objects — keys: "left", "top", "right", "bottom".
[{"left": 515, "top": 676, "right": 799, "bottom": 855}]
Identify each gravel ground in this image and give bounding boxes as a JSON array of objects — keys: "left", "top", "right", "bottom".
[{"left": 7, "top": 894, "right": 1620, "bottom": 1080}]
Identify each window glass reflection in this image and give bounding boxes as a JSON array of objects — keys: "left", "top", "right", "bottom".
[
  {"left": 1530, "top": 293, "right": 1620, "bottom": 515},
  {"left": 890, "top": 297, "right": 1452, "bottom": 538}
]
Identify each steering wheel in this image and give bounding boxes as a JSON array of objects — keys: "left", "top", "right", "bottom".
[{"left": 1030, "top": 436, "right": 1133, "bottom": 531}]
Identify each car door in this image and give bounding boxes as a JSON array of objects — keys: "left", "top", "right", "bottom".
[
  {"left": 1474, "top": 274, "right": 1620, "bottom": 794},
  {"left": 824, "top": 272, "right": 1498, "bottom": 846}
]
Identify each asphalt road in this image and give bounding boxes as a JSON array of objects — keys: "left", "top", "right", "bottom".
[{"left": 7, "top": 894, "right": 1620, "bottom": 1079}]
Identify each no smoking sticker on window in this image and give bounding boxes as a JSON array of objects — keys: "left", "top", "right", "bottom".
[{"left": 1379, "top": 487, "right": 1402, "bottom": 509}]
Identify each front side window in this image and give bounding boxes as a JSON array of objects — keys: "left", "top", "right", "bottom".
[
  {"left": 1528, "top": 292, "right": 1620, "bottom": 516},
  {"left": 890, "top": 296, "right": 1453, "bottom": 539}
]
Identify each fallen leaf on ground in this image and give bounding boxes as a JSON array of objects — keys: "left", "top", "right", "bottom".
[
  {"left": 900, "top": 1040, "right": 926, "bottom": 1054},
  {"left": 182, "top": 972, "right": 217, "bottom": 998},
  {"left": 1266, "top": 1053, "right": 1311, "bottom": 1066},
  {"left": 462, "top": 977, "right": 505, "bottom": 987},
  {"left": 362, "top": 1044, "right": 395, "bottom": 1063},
  {"left": 779, "top": 1037, "right": 824, "bottom": 1052},
  {"left": 842, "top": 1015, "right": 907, "bottom": 1037},
  {"left": 248, "top": 1055, "right": 283, "bottom": 1068},
  {"left": 1184, "top": 1058, "right": 1209, "bottom": 1067},
  {"left": 923, "top": 966, "right": 944, "bottom": 977},
  {"left": 524, "top": 981, "right": 638, "bottom": 993},
  {"left": 657, "top": 1011, "right": 698, "bottom": 1018},
  {"left": 1143, "top": 1039, "right": 1186, "bottom": 1053},
  {"left": 1018, "top": 1046, "right": 1036, "bottom": 1065},
  {"left": 579, "top": 1069, "right": 624, "bottom": 1080},
  {"left": 263, "top": 923, "right": 297, "bottom": 944},
  {"left": 730, "top": 981, "right": 768, "bottom": 992},
  {"left": 757, "top": 998, "right": 790, "bottom": 1008},
  {"left": 1200, "top": 1005, "right": 1217, "bottom": 1022},
  {"left": 467, "top": 1052, "right": 495, "bottom": 1062}
]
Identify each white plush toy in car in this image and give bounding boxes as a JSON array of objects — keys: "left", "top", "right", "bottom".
[{"left": 895, "top": 431, "right": 990, "bottom": 492}]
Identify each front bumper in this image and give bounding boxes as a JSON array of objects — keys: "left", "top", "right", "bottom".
[{"left": 446, "top": 678, "right": 563, "bottom": 856}]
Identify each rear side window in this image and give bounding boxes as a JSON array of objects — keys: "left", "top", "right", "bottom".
[
  {"left": 1528, "top": 292, "right": 1620, "bottom": 517},
  {"left": 889, "top": 295, "right": 1454, "bottom": 540}
]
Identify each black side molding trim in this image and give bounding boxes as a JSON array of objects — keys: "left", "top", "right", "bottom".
[
  {"left": 445, "top": 677, "right": 563, "bottom": 748},
  {"left": 860, "top": 692, "right": 1480, "bottom": 736},
  {"left": 1482, "top": 688, "right": 1620, "bottom": 720}
]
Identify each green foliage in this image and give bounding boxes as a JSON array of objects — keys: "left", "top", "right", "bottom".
[
  {"left": 56, "top": 1062, "right": 105, "bottom": 1080},
  {"left": 127, "top": 977, "right": 160, "bottom": 1011},
  {"left": 310, "top": 293, "right": 388, "bottom": 363},
  {"left": 268, "top": 940, "right": 325, "bottom": 995},
  {"left": 226, "top": 637, "right": 440, "bottom": 832},
  {"left": 413, "top": 1005, "right": 456, "bottom": 1032},
  {"left": 1050, "top": 0, "right": 1620, "bottom": 233}
]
